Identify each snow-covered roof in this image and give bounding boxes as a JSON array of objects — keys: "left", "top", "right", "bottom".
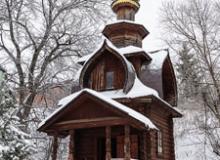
[
  {"left": 38, "top": 89, "right": 157, "bottom": 130},
  {"left": 148, "top": 49, "right": 168, "bottom": 70},
  {"left": 77, "top": 39, "right": 150, "bottom": 64},
  {"left": 100, "top": 76, "right": 159, "bottom": 99}
]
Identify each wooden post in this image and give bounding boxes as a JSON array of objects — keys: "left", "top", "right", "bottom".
[
  {"left": 52, "top": 135, "right": 58, "bottom": 160},
  {"left": 68, "top": 130, "right": 75, "bottom": 160},
  {"left": 106, "top": 126, "right": 111, "bottom": 160},
  {"left": 146, "top": 131, "right": 152, "bottom": 160},
  {"left": 140, "top": 131, "right": 147, "bottom": 160},
  {"left": 124, "top": 125, "right": 131, "bottom": 160}
]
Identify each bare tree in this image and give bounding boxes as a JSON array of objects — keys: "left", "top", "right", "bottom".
[
  {"left": 161, "top": 0, "right": 220, "bottom": 157},
  {"left": 0, "top": 0, "right": 111, "bottom": 124}
]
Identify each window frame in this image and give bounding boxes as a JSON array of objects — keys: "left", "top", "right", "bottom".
[{"left": 157, "top": 129, "right": 164, "bottom": 157}]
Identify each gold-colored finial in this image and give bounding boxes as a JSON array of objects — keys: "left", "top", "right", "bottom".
[{"left": 111, "top": 0, "right": 140, "bottom": 13}]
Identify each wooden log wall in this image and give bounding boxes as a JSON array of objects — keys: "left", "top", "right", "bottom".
[
  {"left": 145, "top": 105, "right": 175, "bottom": 160},
  {"left": 122, "top": 101, "right": 176, "bottom": 160}
]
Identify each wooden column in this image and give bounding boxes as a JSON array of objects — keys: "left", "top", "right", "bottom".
[
  {"left": 52, "top": 135, "right": 58, "bottom": 160},
  {"left": 68, "top": 130, "right": 75, "bottom": 160},
  {"left": 146, "top": 131, "right": 152, "bottom": 160},
  {"left": 139, "top": 131, "right": 147, "bottom": 160},
  {"left": 124, "top": 125, "right": 131, "bottom": 160},
  {"left": 106, "top": 126, "right": 111, "bottom": 160}
]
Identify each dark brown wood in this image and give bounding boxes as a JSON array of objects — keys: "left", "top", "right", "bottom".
[
  {"left": 162, "top": 58, "right": 177, "bottom": 106},
  {"left": 105, "top": 126, "right": 111, "bottom": 160},
  {"left": 52, "top": 118, "right": 128, "bottom": 131},
  {"left": 83, "top": 50, "right": 126, "bottom": 91},
  {"left": 145, "top": 105, "right": 177, "bottom": 160},
  {"left": 51, "top": 135, "right": 58, "bottom": 160},
  {"left": 124, "top": 125, "right": 131, "bottom": 160},
  {"left": 68, "top": 130, "right": 75, "bottom": 160},
  {"left": 140, "top": 131, "right": 147, "bottom": 160},
  {"left": 169, "top": 118, "right": 175, "bottom": 160},
  {"left": 102, "top": 22, "right": 149, "bottom": 48}
]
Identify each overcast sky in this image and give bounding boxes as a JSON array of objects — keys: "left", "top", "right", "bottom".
[{"left": 136, "top": 0, "right": 165, "bottom": 51}]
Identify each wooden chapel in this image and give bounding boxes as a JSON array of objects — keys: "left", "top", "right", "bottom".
[{"left": 38, "top": 0, "right": 182, "bottom": 160}]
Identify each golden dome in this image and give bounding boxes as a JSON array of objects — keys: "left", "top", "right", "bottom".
[{"left": 112, "top": 0, "right": 140, "bottom": 12}]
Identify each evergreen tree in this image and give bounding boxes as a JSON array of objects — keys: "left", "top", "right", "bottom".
[
  {"left": 176, "top": 44, "right": 202, "bottom": 98},
  {"left": 0, "top": 72, "right": 34, "bottom": 160}
]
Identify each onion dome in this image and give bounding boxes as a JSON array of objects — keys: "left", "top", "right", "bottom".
[
  {"left": 111, "top": 0, "right": 140, "bottom": 21},
  {"left": 112, "top": 0, "right": 140, "bottom": 12}
]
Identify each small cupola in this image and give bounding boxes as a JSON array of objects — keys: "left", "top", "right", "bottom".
[
  {"left": 102, "top": 0, "right": 149, "bottom": 48},
  {"left": 112, "top": 0, "right": 140, "bottom": 21}
]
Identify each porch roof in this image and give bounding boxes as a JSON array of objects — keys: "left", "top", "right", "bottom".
[{"left": 38, "top": 89, "right": 157, "bottom": 132}]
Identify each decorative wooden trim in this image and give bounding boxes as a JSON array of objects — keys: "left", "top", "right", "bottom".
[
  {"left": 68, "top": 130, "right": 75, "bottom": 160},
  {"left": 124, "top": 125, "right": 131, "bottom": 160},
  {"left": 51, "top": 135, "right": 58, "bottom": 160},
  {"left": 52, "top": 117, "right": 128, "bottom": 131},
  {"left": 106, "top": 126, "right": 112, "bottom": 160},
  {"left": 55, "top": 117, "right": 122, "bottom": 125}
]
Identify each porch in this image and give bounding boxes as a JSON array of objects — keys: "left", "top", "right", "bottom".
[
  {"left": 38, "top": 90, "right": 156, "bottom": 160},
  {"left": 51, "top": 125, "right": 149, "bottom": 160}
]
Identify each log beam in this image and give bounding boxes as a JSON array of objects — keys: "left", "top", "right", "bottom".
[
  {"left": 124, "top": 125, "right": 131, "bottom": 160},
  {"left": 106, "top": 126, "right": 112, "bottom": 160}
]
